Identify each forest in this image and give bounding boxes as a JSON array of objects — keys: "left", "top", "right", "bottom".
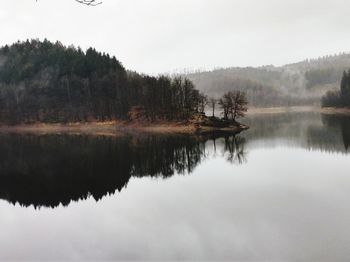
[
  {"left": 0, "top": 39, "right": 207, "bottom": 124},
  {"left": 181, "top": 54, "right": 350, "bottom": 107},
  {"left": 322, "top": 70, "right": 350, "bottom": 107}
]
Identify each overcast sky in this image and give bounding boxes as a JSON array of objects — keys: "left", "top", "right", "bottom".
[{"left": 0, "top": 0, "right": 349, "bottom": 74}]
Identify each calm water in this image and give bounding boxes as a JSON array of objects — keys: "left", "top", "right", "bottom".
[{"left": 0, "top": 112, "right": 350, "bottom": 260}]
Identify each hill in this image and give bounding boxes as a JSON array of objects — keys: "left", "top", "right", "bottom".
[
  {"left": 180, "top": 53, "right": 350, "bottom": 107},
  {"left": 0, "top": 39, "right": 205, "bottom": 124}
]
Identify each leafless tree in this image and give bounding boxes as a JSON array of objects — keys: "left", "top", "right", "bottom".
[
  {"left": 75, "top": 0, "right": 102, "bottom": 6},
  {"left": 198, "top": 93, "right": 208, "bottom": 114},
  {"left": 219, "top": 91, "right": 248, "bottom": 122},
  {"left": 208, "top": 97, "right": 217, "bottom": 117},
  {"left": 230, "top": 91, "right": 248, "bottom": 121},
  {"left": 36, "top": 0, "right": 102, "bottom": 6},
  {"left": 218, "top": 93, "right": 231, "bottom": 120}
]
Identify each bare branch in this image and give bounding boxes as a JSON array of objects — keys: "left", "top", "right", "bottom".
[
  {"left": 36, "top": 0, "right": 102, "bottom": 6},
  {"left": 75, "top": 0, "right": 102, "bottom": 6}
]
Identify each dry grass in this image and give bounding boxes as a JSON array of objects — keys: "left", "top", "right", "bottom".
[
  {"left": 0, "top": 119, "right": 247, "bottom": 136},
  {"left": 0, "top": 121, "right": 123, "bottom": 136},
  {"left": 319, "top": 107, "right": 350, "bottom": 115},
  {"left": 0, "top": 120, "right": 198, "bottom": 136}
]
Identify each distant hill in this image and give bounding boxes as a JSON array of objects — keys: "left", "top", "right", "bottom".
[{"left": 179, "top": 53, "right": 350, "bottom": 107}]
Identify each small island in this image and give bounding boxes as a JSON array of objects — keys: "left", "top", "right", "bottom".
[{"left": 0, "top": 40, "right": 249, "bottom": 135}]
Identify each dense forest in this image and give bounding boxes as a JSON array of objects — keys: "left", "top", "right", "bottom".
[
  {"left": 0, "top": 39, "right": 207, "bottom": 124},
  {"left": 322, "top": 70, "right": 350, "bottom": 107},
  {"left": 180, "top": 54, "right": 350, "bottom": 107}
]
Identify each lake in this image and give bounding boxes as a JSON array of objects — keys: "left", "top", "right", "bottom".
[{"left": 0, "top": 112, "right": 349, "bottom": 260}]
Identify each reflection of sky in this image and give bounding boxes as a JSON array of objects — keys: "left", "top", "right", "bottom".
[
  {"left": 0, "top": 148, "right": 350, "bottom": 260},
  {"left": 0, "top": 112, "right": 350, "bottom": 260}
]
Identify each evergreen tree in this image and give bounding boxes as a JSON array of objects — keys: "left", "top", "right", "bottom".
[
  {"left": 0, "top": 39, "right": 204, "bottom": 124},
  {"left": 322, "top": 69, "right": 350, "bottom": 107}
]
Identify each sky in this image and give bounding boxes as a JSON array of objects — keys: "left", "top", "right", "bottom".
[{"left": 0, "top": 0, "right": 350, "bottom": 74}]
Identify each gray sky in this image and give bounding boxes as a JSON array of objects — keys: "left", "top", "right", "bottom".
[{"left": 0, "top": 0, "right": 350, "bottom": 74}]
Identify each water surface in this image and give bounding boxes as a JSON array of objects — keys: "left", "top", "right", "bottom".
[{"left": 0, "top": 112, "right": 349, "bottom": 260}]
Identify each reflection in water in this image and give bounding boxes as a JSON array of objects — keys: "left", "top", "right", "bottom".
[
  {"left": 223, "top": 136, "right": 247, "bottom": 164},
  {"left": 1, "top": 112, "right": 350, "bottom": 260},
  {"left": 322, "top": 114, "right": 350, "bottom": 152},
  {"left": 244, "top": 112, "right": 350, "bottom": 154},
  {"left": 0, "top": 133, "right": 245, "bottom": 208},
  {"left": 0, "top": 112, "right": 349, "bottom": 209}
]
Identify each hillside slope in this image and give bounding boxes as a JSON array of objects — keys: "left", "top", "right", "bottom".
[{"left": 182, "top": 53, "right": 350, "bottom": 107}]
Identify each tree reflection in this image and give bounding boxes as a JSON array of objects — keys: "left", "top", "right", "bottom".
[
  {"left": 322, "top": 114, "right": 350, "bottom": 152},
  {"left": 243, "top": 112, "right": 350, "bottom": 154},
  {"left": 340, "top": 119, "right": 350, "bottom": 151},
  {"left": 0, "top": 133, "right": 245, "bottom": 208},
  {"left": 223, "top": 136, "right": 247, "bottom": 164}
]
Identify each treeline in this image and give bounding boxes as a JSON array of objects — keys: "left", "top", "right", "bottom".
[
  {"left": 0, "top": 39, "right": 206, "bottom": 124},
  {"left": 305, "top": 68, "right": 341, "bottom": 89},
  {"left": 322, "top": 70, "right": 350, "bottom": 107},
  {"left": 183, "top": 53, "right": 350, "bottom": 107},
  {"left": 127, "top": 73, "right": 207, "bottom": 120}
]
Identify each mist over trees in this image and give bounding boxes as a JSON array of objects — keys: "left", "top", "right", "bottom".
[
  {"left": 0, "top": 39, "right": 206, "bottom": 124},
  {"left": 322, "top": 70, "right": 350, "bottom": 107},
  {"left": 180, "top": 54, "right": 350, "bottom": 107}
]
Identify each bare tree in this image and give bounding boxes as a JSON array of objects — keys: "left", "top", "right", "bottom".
[
  {"left": 198, "top": 93, "right": 208, "bottom": 114},
  {"left": 219, "top": 91, "right": 248, "bottom": 122},
  {"left": 208, "top": 97, "right": 217, "bottom": 117},
  {"left": 218, "top": 93, "right": 232, "bottom": 120},
  {"left": 231, "top": 91, "right": 248, "bottom": 121}
]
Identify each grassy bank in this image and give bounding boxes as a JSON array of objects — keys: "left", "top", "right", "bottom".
[
  {"left": 0, "top": 120, "right": 248, "bottom": 136},
  {"left": 319, "top": 107, "right": 350, "bottom": 115}
]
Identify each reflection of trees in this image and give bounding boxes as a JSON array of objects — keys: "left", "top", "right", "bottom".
[
  {"left": 242, "top": 112, "right": 350, "bottom": 154},
  {"left": 223, "top": 136, "right": 247, "bottom": 164},
  {"left": 340, "top": 119, "right": 350, "bottom": 151},
  {"left": 321, "top": 114, "right": 350, "bottom": 152},
  {"left": 0, "top": 133, "right": 244, "bottom": 208}
]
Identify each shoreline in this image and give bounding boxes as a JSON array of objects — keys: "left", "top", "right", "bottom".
[
  {"left": 1, "top": 105, "right": 349, "bottom": 136},
  {"left": 247, "top": 105, "right": 350, "bottom": 115},
  {"left": 247, "top": 106, "right": 316, "bottom": 115},
  {"left": 318, "top": 107, "right": 350, "bottom": 115},
  {"left": 0, "top": 121, "right": 247, "bottom": 136}
]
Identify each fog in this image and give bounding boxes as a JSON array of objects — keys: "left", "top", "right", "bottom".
[{"left": 1, "top": 0, "right": 350, "bottom": 74}]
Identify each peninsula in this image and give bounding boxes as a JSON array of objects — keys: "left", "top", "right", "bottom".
[{"left": 0, "top": 40, "right": 248, "bottom": 135}]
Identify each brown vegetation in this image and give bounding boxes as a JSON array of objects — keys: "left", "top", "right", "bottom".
[
  {"left": 319, "top": 107, "right": 350, "bottom": 115},
  {"left": 0, "top": 113, "right": 249, "bottom": 136}
]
